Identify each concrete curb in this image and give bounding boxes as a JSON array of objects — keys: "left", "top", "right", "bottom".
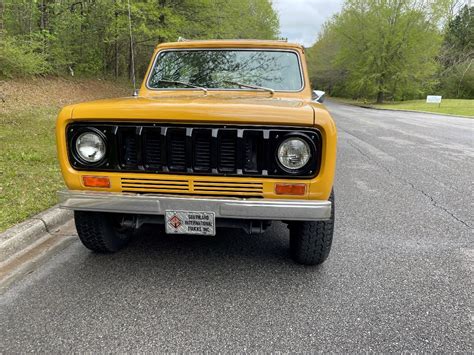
[
  {"left": 0, "top": 206, "right": 72, "bottom": 263},
  {"left": 328, "top": 99, "right": 474, "bottom": 119},
  {"left": 0, "top": 206, "right": 75, "bottom": 292}
]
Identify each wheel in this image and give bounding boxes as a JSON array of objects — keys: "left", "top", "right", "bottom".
[
  {"left": 74, "top": 211, "right": 132, "bottom": 253},
  {"left": 289, "top": 190, "right": 335, "bottom": 265}
]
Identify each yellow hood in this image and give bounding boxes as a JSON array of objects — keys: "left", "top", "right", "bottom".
[{"left": 69, "top": 95, "right": 315, "bottom": 126}]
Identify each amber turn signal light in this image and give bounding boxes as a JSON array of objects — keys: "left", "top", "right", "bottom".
[
  {"left": 82, "top": 175, "right": 110, "bottom": 188},
  {"left": 275, "top": 183, "right": 306, "bottom": 195}
]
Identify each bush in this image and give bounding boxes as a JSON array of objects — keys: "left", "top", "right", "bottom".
[
  {"left": 438, "top": 61, "right": 474, "bottom": 99},
  {"left": 0, "top": 36, "right": 51, "bottom": 78}
]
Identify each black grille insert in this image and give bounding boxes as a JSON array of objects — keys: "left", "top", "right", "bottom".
[
  {"left": 193, "top": 130, "right": 212, "bottom": 172},
  {"left": 67, "top": 123, "right": 322, "bottom": 178},
  {"left": 143, "top": 128, "right": 161, "bottom": 168},
  {"left": 167, "top": 129, "right": 187, "bottom": 171},
  {"left": 119, "top": 128, "right": 138, "bottom": 167},
  {"left": 218, "top": 131, "right": 237, "bottom": 172}
]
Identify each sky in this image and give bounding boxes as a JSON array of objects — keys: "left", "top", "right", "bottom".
[
  {"left": 273, "top": 0, "right": 472, "bottom": 46},
  {"left": 272, "top": 0, "right": 344, "bottom": 47}
]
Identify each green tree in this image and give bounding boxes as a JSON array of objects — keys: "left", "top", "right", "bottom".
[
  {"left": 438, "top": 5, "right": 473, "bottom": 98},
  {"left": 307, "top": 21, "right": 346, "bottom": 96},
  {"left": 308, "top": 0, "right": 455, "bottom": 102},
  {"left": 0, "top": 0, "right": 279, "bottom": 79}
]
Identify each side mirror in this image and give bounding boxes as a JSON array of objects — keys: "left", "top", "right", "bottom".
[
  {"left": 312, "top": 90, "right": 326, "bottom": 103},
  {"left": 132, "top": 89, "right": 139, "bottom": 97}
]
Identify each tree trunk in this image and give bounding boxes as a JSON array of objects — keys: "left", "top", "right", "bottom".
[
  {"left": 114, "top": 1, "right": 119, "bottom": 79},
  {"left": 38, "top": 0, "right": 48, "bottom": 55},
  {"left": 115, "top": 41, "right": 119, "bottom": 79},
  {"left": 128, "top": 40, "right": 133, "bottom": 81},
  {"left": 376, "top": 74, "right": 386, "bottom": 104},
  {"left": 376, "top": 91, "right": 384, "bottom": 104},
  {"left": 0, "top": 0, "right": 4, "bottom": 40},
  {"left": 38, "top": 0, "right": 49, "bottom": 31}
]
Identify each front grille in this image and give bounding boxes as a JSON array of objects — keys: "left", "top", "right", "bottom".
[{"left": 67, "top": 123, "right": 322, "bottom": 178}]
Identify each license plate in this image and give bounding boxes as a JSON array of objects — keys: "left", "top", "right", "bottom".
[{"left": 165, "top": 210, "right": 216, "bottom": 236}]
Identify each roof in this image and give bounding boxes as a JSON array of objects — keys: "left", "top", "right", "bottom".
[{"left": 155, "top": 39, "right": 304, "bottom": 50}]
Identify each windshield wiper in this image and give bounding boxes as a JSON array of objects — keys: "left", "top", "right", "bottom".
[
  {"left": 223, "top": 80, "right": 275, "bottom": 96},
  {"left": 157, "top": 79, "right": 208, "bottom": 94}
]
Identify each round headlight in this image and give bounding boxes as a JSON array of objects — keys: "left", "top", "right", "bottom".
[
  {"left": 277, "top": 137, "right": 311, "bottom": 170},
  {"left": 75, "top": 132, "right": 106, "bottom": 163}
]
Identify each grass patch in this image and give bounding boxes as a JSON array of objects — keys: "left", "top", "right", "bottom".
[
  {"left": 0, "top": 77, "right": 131, "bottom": 232},
  {"left": 330, "top": 98, "right": 474, "bottom": 117},
  {"left": 0, "top": 107, "right": 64, "bottom": 231},
  {"left": 328, "top": 97, "right": 370, "bottom": 106},
  {"left": 374, "top": 99, "right": 474, "bottom": 117}
]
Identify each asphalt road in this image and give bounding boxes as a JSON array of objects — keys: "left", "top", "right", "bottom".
[{"left": 1, "top": 101, "right": 472, "bottom": 352}]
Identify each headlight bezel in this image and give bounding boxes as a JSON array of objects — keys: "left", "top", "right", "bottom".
[
  {"left": 69, "top": 127, "right": 109, "bottom": 167},
  {"left": 277, "top": 136, "right": 312, "bottom": 171},
  {"left": 75, "top": 131, "right": 106, "bottom": 164},
  {"left": 273, "top": 132, "right": 318, "bottom": 176}
]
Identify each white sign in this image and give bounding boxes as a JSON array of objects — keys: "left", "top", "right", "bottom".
[{"left": 426, "top": 95, "right": 442, "bottom": 104}]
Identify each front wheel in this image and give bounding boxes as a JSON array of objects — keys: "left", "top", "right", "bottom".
[
  {"left": 74, "top": 211, "right": 132, "bottom": 253},
  {"left": 288, "top": 191, "right": 335, "bottom": 265}
]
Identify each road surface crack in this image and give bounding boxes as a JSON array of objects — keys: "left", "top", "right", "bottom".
[{"left": 345, "top": 133, "right": 472, "bottom": 229}]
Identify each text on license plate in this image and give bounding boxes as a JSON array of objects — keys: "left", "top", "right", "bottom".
[{"left": 165, "top": 210, "right": 216, "bottom": 236}]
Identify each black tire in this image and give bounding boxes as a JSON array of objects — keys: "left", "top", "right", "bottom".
[
  {"left": 289, "top": 191, "right": 335, "bottom": 265},
  {"left": 74, "top": 211, "right": 132, "bottom": 253}
]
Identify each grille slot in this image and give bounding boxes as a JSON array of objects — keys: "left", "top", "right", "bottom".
[
  {"left": 167, "top": 129, "right": 187, "bottom": 171},
  {"left": 193, "top": 130, "right": 212, "bottom": 171},
  {"left": 143, "top": 129, "right": 161, "bottom": 168},
  {"left": 218, "top": 131, "right": 237, "bottom": 172},
  {"left": 243, "top": 131, "right": 261, "bottom": 173},
  {"left": 120, "top": 129, "right": 138, "bottom": 167},
  {"left": 194, "top": 180, "right": 263, "bottom": 196},
  {"left": 121, "top": 178, "right": 189, "bottom": 193}
]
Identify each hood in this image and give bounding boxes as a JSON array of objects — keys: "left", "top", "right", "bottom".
[{"left": 70, "top": 95, "right": 315, "bottom": 126}]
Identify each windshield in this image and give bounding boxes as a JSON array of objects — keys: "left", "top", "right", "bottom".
[{"left": 147, "top": 49, "right": 303, "bottom": 91}]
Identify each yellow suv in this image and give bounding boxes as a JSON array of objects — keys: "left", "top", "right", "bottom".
[{"left": 56, "top": 40, "right": 337, "bottom": 265}]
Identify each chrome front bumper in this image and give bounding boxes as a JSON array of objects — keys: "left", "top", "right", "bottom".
[{"left": 58, "top": 190, "right": 332, "bottom": 221}]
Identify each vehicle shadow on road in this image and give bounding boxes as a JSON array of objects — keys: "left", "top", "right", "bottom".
[
  {"left": 72, "top": 221, "right": 329, "bottom": 288},
  {"left": 129, "top": 223, "right": 290, "bottom": 262}
]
